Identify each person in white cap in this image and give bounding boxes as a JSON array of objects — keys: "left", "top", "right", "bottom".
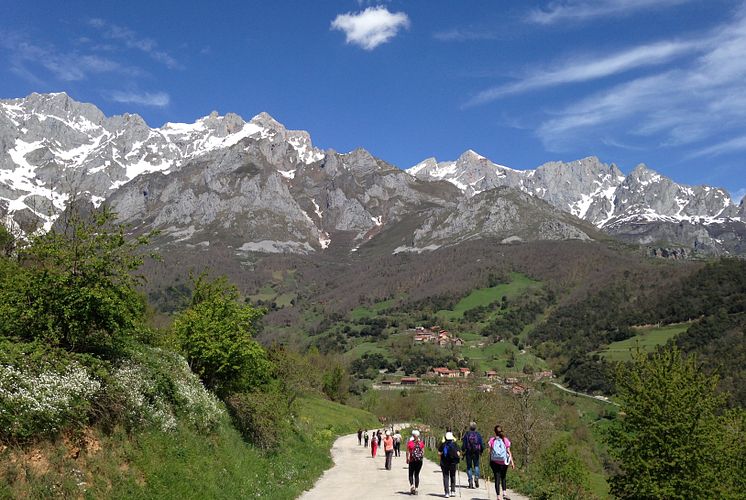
[
  {"left": 384, "top": 430, "right": 395, "bottom": 470},
  {"left": 438, "top": 431, "right": 461, "bottom": 497},
  {"left": 406, "top": 430, "right": 425, "bottom": 495}
]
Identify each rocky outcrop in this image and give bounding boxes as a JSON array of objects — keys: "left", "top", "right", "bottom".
[{"left": 407, "top": 153, "right": 744, "bottom": 255}]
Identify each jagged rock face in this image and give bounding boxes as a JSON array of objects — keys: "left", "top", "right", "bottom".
[
  {"left": 1, "top": 92, "right": 743, "bottom": 257},
  {"left": 408, "top": 153, "right": 745, "bottom": 255},
  {"left": 395, "top": 187, "right": 593, "bottom": 253}
]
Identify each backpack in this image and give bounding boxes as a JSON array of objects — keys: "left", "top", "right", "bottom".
[
  {"left": 465, "top": 431, "right": 482, "bottom": 454},
  {"left": 443, "top": 441, "right": 459, "bottom": 463},
  {"left": 411, "top": 442, "right": 424, "bottom": 461},
  {"left": 490, "top": 437, "right": 508, "bottom": 464}
]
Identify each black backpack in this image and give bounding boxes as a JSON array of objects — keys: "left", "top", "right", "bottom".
[
  {"left": 411, "top": 442, "right": 424, "bottom": 461},
  {"left": 443, "top": 441, "right": 460, "bottom": 463}
]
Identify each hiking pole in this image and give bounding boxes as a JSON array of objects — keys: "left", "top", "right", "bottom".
[{"left": 457, "top": 466, "right": 462, "bottom": 498}]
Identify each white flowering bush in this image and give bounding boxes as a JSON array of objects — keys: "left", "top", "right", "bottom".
[
  {"left": 110, "top": 347, "right": 223, "bottom": 433},
  {"left": 0, "top": 362, "right": 101, "bottom": 441}
]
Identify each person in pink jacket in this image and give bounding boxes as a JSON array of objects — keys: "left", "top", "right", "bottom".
[
  {"left": 488, "top": 425, "right": 515, "bottom": 500},
  {"left": 383, "top": 430, "right": 395, "bottom": 470}
]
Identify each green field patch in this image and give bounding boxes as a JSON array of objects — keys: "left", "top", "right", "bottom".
[
  {"left": 344, "top": 341, "right": 394, "bottom": 361},
  {"left": 274, "top": 292, "right": 296, "bottom": 308},
  {"left": 437, "top": 272, "right": 541, "bottom": 320},
  {"left": 248, "top": 284, "right": 276, "bottom": 303},
  {"left": 599, "top": 323, "right": 691, "bottom": 361},
  {"left": 462, "top": 340, "right": 547, "bottom": 373},
  {"left": 349, "top": 298, "right": 397, "bottom": 320}
]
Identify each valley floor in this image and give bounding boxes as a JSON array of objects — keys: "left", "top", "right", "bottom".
[{"left": 299, "top": 432, "right": 528, "bottom": 500}]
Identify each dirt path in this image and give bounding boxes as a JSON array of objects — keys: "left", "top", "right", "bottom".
[{"left": 299, "top": 432, "right": 529, "bottom": 499}]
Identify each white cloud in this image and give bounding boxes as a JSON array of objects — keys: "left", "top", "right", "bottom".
[
  {"left": 466, "top": 39, "right": 698, "bottom": 106},
  {"left": 689, "top": 135, "right": 746, "bottom": 158},
  {"left": 0, "top": 32, "right": 141, "bottom": 83},
  {"left": 331, "top": 6, "right": 410, "bottom": 50},
  {"left": 528, "top": 0, "right": 693, "bottom": 25},
  {"left": 433, "top": 28, "right": 499, "bottom": 42},
  {"left": 530, "top": 7, "right": 746, "bottom": 152},
  {"left": 108, "top": 90, "right": 170, "bottom": 107},
  {"left": 88, "top": 18, "right": 181, "bottom": 69}
]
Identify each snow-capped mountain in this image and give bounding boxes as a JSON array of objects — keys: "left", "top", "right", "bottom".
[
  {"left": 0, "top": 92, "right": 743, "bottom": 256},
  {"left": 0, "top": 92, "right": 326, "bottom": 232},
  {"left": 408, "top": 153, "right": 745, "bottom": 254}
]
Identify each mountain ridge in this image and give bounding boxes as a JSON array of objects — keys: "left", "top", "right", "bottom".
[{"left": 1, "top": 92, "right": 744, "bottom": 256}]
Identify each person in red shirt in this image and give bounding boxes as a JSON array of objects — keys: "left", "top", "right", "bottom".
[
  {"left": 371, "top": 430, "right": 378, "bottom": 458},
  {"left": 406, "top": 430, "right": 425, "bottom": 495}
]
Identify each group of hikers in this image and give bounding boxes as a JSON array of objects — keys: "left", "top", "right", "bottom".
[{"left": 356, "top": 422, "right": 515, "bottom": 499}]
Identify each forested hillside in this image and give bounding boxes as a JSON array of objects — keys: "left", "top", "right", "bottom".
[{"left": 0, "top": 210, "right": 377, "bottom": 498}]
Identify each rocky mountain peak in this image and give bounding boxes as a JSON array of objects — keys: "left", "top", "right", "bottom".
[{"left": 249, "top": 111, "right": 285, "bottom": 132}]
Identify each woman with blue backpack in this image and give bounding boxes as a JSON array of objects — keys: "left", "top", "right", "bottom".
[{"left": 488, "top": 425, "right": 515, "bottom": 500}]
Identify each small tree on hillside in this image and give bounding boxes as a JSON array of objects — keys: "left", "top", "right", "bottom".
[
  {"left": 0, "top": 207, "right": 151, "bottom": 357},
  {"left": 173, "top": 274, "right": 272, "bottom": 397},
  {"left": 605, "top": 347, "right": 725, "bottom": 499}
]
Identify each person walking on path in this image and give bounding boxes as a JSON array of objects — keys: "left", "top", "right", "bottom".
[
  {"left": 383, "top": 430, "right": 395, "bottom": 470},
  {"left": 371, "top": 431, "right": 378, "bottom": 458},
  {"left": 358, "top": 429, "right": 363, "bottom": 446},
  {"left": 393, "top": 429, "right": 402, "bottom": 457},
  {"left": 438, "top": 431, "right": 461, "bottom": 497},
  {"left": 377, "top": 430, "right": 382, "bottom": 448},
  {"left": 406, "top": 429, "right": 425, "bottom": 495},
  {"left": 462, "top": 421, "right": 484, "bottom": 489},
  {"left": 364, "top": 430, "right": 369, "bottom": 447},
  {"left": 488, "top": 425, "right": 515, "bottom": 500}
]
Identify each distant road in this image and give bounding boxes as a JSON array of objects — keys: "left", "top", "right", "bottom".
[
  {"left": 550, "top": 382, "right": 618, "bottom": 406},
  {"left": 299, "top": 430, "right": 528, "bottom": 499}
]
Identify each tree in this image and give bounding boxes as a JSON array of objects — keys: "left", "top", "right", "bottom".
[
  {"left": 605, "top": 347, "right": 726, "bottom": 499},
  {"left": 534, "top": 438, "right": 591, "bottom": 500},
  {"left": 172, "top": 274, "right": 271, "bottom": 397},
  {"left": 322, "top": 362, "right": 349, "bottom": 403},
  {"left": 268, "top": 345, "right": 322, "bottom": 411},
  {"left": 0, "top": 206, "right": 150, "bottom": 357}
]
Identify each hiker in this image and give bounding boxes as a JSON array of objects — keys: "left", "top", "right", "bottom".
[
  {"left": 462, "top": 421, "right": 484, "bottom": 489},
  {"left": 371, "top": 431, "right": 378, "bottom": 458},
  {"left": 364, "top": 430, "right": 369, "bottom": 447},
  {"left": 440, "top": 426, "right": 452, "bottom": 444},
  {"left": 358, "top": 429, "right": 363, "bottom": 446},
  {"left": 437, "top": 431, "right": 460, "bottom": 497},
  {"left": 383, "top": 430, "right": 394, "bottom": 470},
  {"left": 393, "top": 429, "right": 403, "bottom": 457},
  {"left": 377, "top": 430, "right": 382, "bottom": 448},
  {"left": 406, "top": 429, "right": 425, "bottom": 495},
  {"left": 488, "top": 425, "right": 515, "bottom": 500}
]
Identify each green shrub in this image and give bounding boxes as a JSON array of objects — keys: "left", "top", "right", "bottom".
[
  {"left": 0, "top": 360, "right": 100, "bottom": 442},
  {"left": 533, "top": 438, "right": 592, "bottom": 500},
  {"left": 173, "top": 275, "right": 272, "bottom": 397},
  {"left": 226, "top": 389, "right": 290, "bottom": 451},
  {"left": 108, "top": 347, "right": 223, "bottom": 432}
]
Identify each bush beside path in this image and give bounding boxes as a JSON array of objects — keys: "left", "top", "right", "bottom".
[{"left": 299, "top": 431, "right": 529, "bottom": 499}]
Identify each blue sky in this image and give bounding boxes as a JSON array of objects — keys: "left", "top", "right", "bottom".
[{"left": 2, "top": 0, "right": 745, "bottom": 201}]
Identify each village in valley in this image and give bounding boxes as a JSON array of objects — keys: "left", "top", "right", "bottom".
[{"left": 374, "top": 325, "right": 554, "bottom": 394}]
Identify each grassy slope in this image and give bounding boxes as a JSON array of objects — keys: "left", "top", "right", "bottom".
[
  {"left": 0, "top": 397, "right": 378, "bottom": 500},
  {"left": 437, "top": 273, "right": 541, "bottom": 320},
  {"left": 599, "top": 323, "right": 691, "bottom": 361}
]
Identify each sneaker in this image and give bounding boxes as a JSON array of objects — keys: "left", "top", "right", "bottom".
[
  {"left": 410, "top": 485, "right": 415, "bottom": 495},
  {"left": 468, "top": 480, "right": 474, "bottom": 489},
  {"left": 475, "top": 479, "right": 479, "bottom": 488}
]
